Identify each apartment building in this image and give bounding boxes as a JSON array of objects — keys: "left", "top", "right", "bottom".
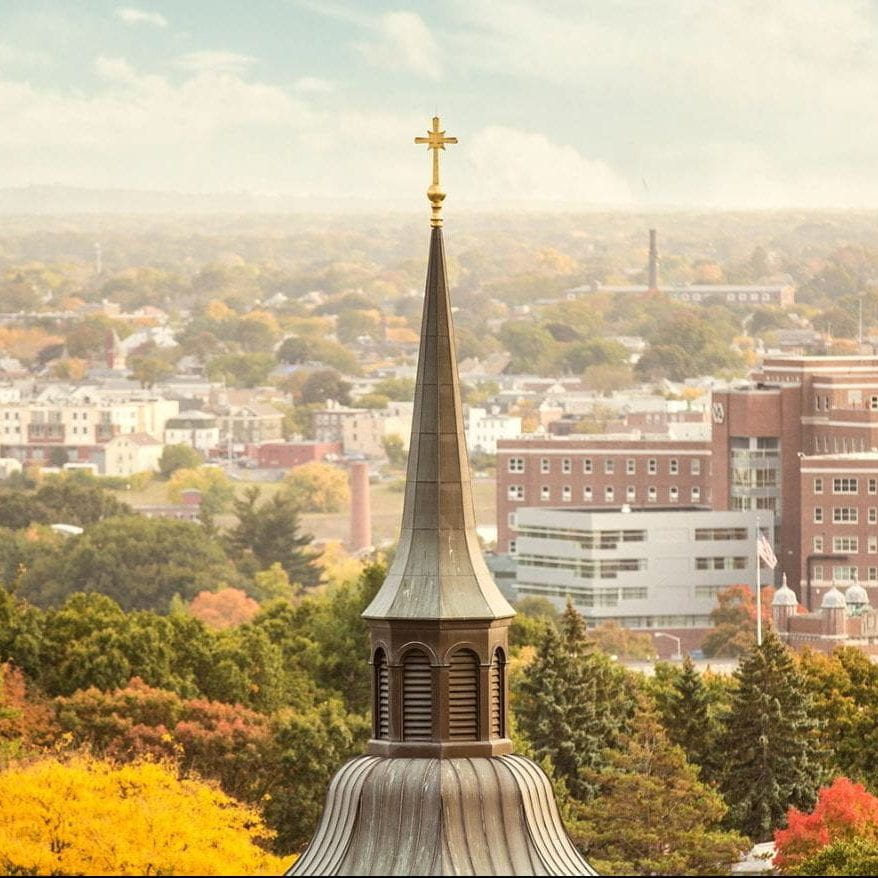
[{"left": 496, "top": 435, "right": 712, "bottom": 554}]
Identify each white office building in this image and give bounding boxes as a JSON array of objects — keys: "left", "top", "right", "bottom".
[{"left": 513, "top": 505, "right": 772, "bottom": 631}]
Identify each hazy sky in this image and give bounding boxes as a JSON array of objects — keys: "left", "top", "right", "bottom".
[{"left": 2, "top": 0, "right": 877, "bottom": 208}]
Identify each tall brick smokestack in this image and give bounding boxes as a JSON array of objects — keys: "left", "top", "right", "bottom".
[
  {"left": 349, "top": 461, "right": 371, "bottom": 552},
  {"left": 648, "top": 228, "right": 659, "bottom": 290}
]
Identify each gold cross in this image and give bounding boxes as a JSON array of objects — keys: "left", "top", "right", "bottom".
[{"left": 414, "top": 116, "right": 458, "bottom": 227}]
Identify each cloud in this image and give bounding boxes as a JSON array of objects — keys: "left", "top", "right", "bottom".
[
  {"left": 115, "top": 7, "right": 168, "bottom": 28},
  {"left": 0, "top": 43, "right": 51, "bottom": 69},
  {"left": 175, "top": 51, "right": 256, "bottom": 75},
  {"left": 293, "top": 76, "right": 334, "bottom": 94},
  {"left": 461, "top": 126, "right": 633, "bottom": 206},
  {"left": 355, "top": 11, "right": 442, "bottom": 80}
]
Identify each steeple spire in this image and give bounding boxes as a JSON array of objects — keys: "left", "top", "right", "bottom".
[{"left": 287, "top": 117, "right": 594, "bottom": 877}]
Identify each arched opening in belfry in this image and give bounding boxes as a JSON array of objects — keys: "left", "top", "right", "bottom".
[{"left": 402, "top": 648, "right": 433, "bottom": 740}]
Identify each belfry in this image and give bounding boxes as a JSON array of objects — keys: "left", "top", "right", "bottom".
[{"left": 288, "top": 118, "right": 595, "bottom": 877}]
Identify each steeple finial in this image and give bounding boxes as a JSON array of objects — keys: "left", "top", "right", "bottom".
[{"left": 414, "top": 116, "right": 457, "bottom": 227}]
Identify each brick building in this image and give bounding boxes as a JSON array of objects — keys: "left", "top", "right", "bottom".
[
  {"left": 254, "top": 440, "right": 342, "bottom": 469},
  {"left": 496, "top": 436, "right": 712, "bottom": 554},
  {"left": 711, "top": 356, "right": 878, "bottom": 607}
]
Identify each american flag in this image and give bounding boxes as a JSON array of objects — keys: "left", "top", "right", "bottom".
[{"left": 757, "top": 532, "right": 777, "bottom": 569}]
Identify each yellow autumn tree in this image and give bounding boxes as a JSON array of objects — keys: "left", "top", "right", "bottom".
[
  {"left": 0, "top": 755, "right": 290, "bottom": 876},
  {"left": 282, "top": 461, "right": 350, "bottom": 513}
]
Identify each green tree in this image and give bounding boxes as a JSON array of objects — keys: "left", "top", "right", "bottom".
[
  {"left": 225, "top": 487, "right": 320, "bottom": 588},
  {"left": 569, "top": 706, "right": 748, "bottom": 876},
  {"left": 657, "top": 655, "right": 725, "bottom": 783},
  {"left": 514, "top": 602, "right": 634, "bottom": 801},
  {"left": 34, "top": 475, "right": 131, "bottom": 526},
  {"left": 282, "top": 462, "right": 349, "bottom": 513},
  {"left": 206, "top": 353, "right": 274, "bottom": 388},
  {"left": 372, "top": 377, "right": 415, "bottom": 401},
  {"left": 499, "top": 321, "right": 557, "bottom": 373},
  {"left": 300, "top": 369, "right": 351, "bottom": 406},
  {"left": 128, "top": 355, "right": 174, "bottom": 389},
  {"left": 794, "top": 837, "right": 878, "bottom": 876},
  {"left": 719, "top": 632, "right": 825, "bottom": 840},
  {"left": 158, "top": 444, "right": 204, "bottom": 478},
  {"left": 22, "top": 516, "right": 233, "bottom": 612},
  {"left": 382, "top": 434, "right": 406, "bottom": 467}
]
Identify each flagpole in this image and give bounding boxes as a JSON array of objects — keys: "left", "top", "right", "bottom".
[{"left": 755, "top": 514, "right": 763, "bottom": 647}]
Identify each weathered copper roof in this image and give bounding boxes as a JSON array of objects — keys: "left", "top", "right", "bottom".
[
  {"left": 363, "top": 228, "right": 514, "bottom": 621},
  {"left": 288, "top": 755, "right": 595, "bottom": 876}
]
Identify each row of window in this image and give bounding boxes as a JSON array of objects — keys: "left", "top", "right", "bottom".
[
  {"left": 695, "top": 556, "right": 748, "bottom": 570},
  {"left": 516, "top": 555, "right": 647, "bottom": 579},
  {"left": 507, "top": 484, "right": 702, "bottom": 503},
  {"left": 514, "top": 527, "right": 646, "bottom": 548},
  {"left": 813, "top": 477, "right": 878, "bottom": 495},
  {"left": 812, "top": 435, "right": 870, "bottom": 454},
  {"left": 813, "top": 535, "right": 878, "bottom": 553},
  {"left": 507, "top": 456, "right": 703, "bottom": 476},
  {"left": 812, "top": 566, "right": 878, "bottom": 583},
  {"left": 815, "top": 393, "right": 878, "bottom": 411},
  {"left": 813, "top": 507, "right": 877, "bottom": 524}
]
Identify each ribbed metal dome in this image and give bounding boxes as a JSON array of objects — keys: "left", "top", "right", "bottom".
[
  {"left": 772, "top": 583, "right": 798, "bottom": 607},
  {"left": 821, "top": 586, "right": 847, "bottom": 610},
  {"left": 845, "top": 583, "right": 870, "bottom": 607}
]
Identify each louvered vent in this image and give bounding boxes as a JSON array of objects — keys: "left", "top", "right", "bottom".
[
  {"left": 448, "top": 649, "right": 479, "bottom": 741},
  {"left": 402, "top": 650, "right": 433, "bottom": 741},
  {"left": 490, "top": 649, "right": 505, "bottom": 738},
  {"left": 374, "top": 649, "right": 389, "bottom": 740}
]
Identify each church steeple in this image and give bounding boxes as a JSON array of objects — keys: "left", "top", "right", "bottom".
[{"left": 287, "top": 118, "right": 594, "bottom": 876}]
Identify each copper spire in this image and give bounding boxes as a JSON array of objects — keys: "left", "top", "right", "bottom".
[{"left": 364, "top": 120, "right": 513, "bottom": 622}]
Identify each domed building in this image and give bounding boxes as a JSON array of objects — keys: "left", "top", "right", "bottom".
[{"left": 772, "top": 574, "right": 878, "bottom": 653}]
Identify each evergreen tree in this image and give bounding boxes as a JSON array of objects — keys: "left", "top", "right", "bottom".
[
  {"left": 514, "top": 601, "right": 634, "bottom": 801},
  {"left": 225, "top": 486, "right": 320, "bottom": 588},
  {"left": 661, "top": 655, "right": 722, "bottom": 783},
  {"left": 568, "top": 704, "right": 748, "bottom": 876},
  {"left": 719, "top": 632, "right": 825, "bottom": 840}
]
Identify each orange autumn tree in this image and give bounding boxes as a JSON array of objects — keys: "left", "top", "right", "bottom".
[
  {"left": 0, "top": 754, "right": 289, "bottom": 876},
  {"left": 774, "top": 776, "right": 878, "bottom": 872},
  {"left": 188, "top": 587, "right": 261, "bottom": 629}
]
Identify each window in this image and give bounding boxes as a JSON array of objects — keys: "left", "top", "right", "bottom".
[
  {"left": 604, "top": 459, "right": 615, "bottom": 474},
  {"left": 583, "top": 458, "right": 592, "bottom": 474},
  {"left": 814, "top": 478, "right": 823, "bottom": 494},
  {"left": 833, "top": 565, "right": 858, "bottom": 582},
  {"left": 583, "top": 486, "right": 593, "bottom": 502},
  {"left": 648, "top": 486, "right": 657, "bottom": 502},
  {"left": 669, "top": 458, "right": 679, "bottom": 475},
  {"left": 605, "top": 486, "right": 614, "bottom": 502},
  {"left": 694, "top": 527, "right": 748, "bottom": 541},
  {"left": 508, "top": 485, "right": 524, "bottom": 500},
  {"left": 871, "top": 395, "right": 878, "bottom": 411},
  {"left": 562, "top": 457, "right": 571, "bottom": 474},
  {"left": 870, "top": 478, "right": 878, "bottom": 495},
  {"left": 833, "top": 536, "right": 859, "bottom": 553},
  {"left": 691, "top": 459, "right": 701, "bottom": 475},
  {"left": 562, "top": 486, "right": 572, "bottom": 502},
  {"left": 813, "top": 564, "right": 824, "bottom": 581},
  {"left": 626, "top": 485, "right": 636, "bottom": 501},
  {"left": 871, "top": 508, "right": 878, "bottom": 525},
  {"left": 540, "top": 485, "right": 551, "bottom": 501},
  {"left": 833, "top": 507, "right": 858, "bottom": 523},
  {"left": 696, "top": 556, "right": 748, "bottom": 570},
  {"left": 870, "top": 535, "right": 878, "bottom": 554},
  {"left": 508, "top": 457, "right": 525, "bottom": 473},
  {"left": 870, "top": 567, "right": 878, "bottom": 582},
  {"left": 813, "top": 536, "right": 824, "bottom": 552},
  {"left": 814, "top": 506, "right": 824, "bottom": 523},
  {"left": 540, "top": 458, "right": 550, "bottom": 474},
  {"left": 507, "top": 512, "right": 517, "bottom": 527},
  {"left": 833, "top": 478, "right": 859, "bottom": 494},
  {"left": 648, "top": 458, "right": 657, "bottom": 475},
  {"left": 691, "top": 486, "right": 701, "bottom": 502},
  {"left": 509, "top": 539, "right": 517, "bottom": 554},
  {"left": 626, "top": 458, "right": 635, "bottom": 475},
  {"left": 669, "top": 486, "right": 679, "bottom": 502}
]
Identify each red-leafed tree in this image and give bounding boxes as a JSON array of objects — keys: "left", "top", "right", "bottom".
[
  {"left": 188, "top": 588, "right": 261, "bottom": 629},
  {"left": 774, "top": 777, "right": 878, "bottom": 872},
  {"left": 702, "top": 584, "right": 775, "bottom": 658}
]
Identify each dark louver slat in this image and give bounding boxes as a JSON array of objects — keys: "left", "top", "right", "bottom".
[
  {"left": 403, "top": 650, "right": 433, "bottom": 740},
  {"left": 490, "top": 651, "right": 505, "bottom": 738},
  {"left": 448, "top": 650, "right": 479, "bottom": 741},
  {"left": 375, "top": 650, "right": 390, "bottom": 740}
]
